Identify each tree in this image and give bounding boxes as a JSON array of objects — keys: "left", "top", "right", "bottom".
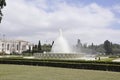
[
  {"left": 104, "top": 40, "right": 113, "bottom": 55},
  {"left": 0, "top": 0, "right": 6, "bottom": 23},
  {"left": 32, "top": 45, "right": 38, "bottom": 53},
  {"left": 38, "top": 40, "right": 42, "bottom": 52},
  {"left": 42, "top": 44, "right": 52, "bottom": 52},
  {"left": 76, "top": 39, "right": 82, "bottom": 48},
  {"left": 28, "top": 46, "right": 31, "bottom": 53}
]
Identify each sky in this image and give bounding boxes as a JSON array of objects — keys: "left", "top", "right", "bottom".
[{"left": 1, "top": 0, "right": 120, "bottom": 45}]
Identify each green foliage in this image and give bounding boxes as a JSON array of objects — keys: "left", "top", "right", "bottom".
[
  {"left": 88, "top": 43, "right": 104, "bottom": 54},
  {"left": 100, "top": 58, "right": 116, "bottom": 62},
  {"left": 42, "top": 44, "right": 52, "bottom": 52},
  {"left": 38, "top": 40, "right": 42, "bottom": 52},
  {"left": 32, "top": 45, "right": 38, "bottom": 53},
  {"left": 0, "top": 0, "right": 6, "bottom": 8},
  {"left": 86, "top": 40, "right": 120, "bottom": 55},
  {"left": 32, "top": 40, "right": 52, "bottom": 53},
  {"left": 104, "top": 40, "right": 113, "bottom": 55},
  {"left": 32, "top": 40, "right": 43, "bottom": 53},
  {"left": 22, "top": 46, "right": 33, "bottom": 55},
  {"left": 0, "top": 57, "right": 120, "bottom": 72},
  {"left": 0, "top": 0, "right": 6, "bottom": 23},
  {"left": 113, "top": 49, "right": 120, "bottom": 55}
]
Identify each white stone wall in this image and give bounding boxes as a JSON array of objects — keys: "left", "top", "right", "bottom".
[{"left": 0, "top": 40, "right": 33, "bottom": 54}]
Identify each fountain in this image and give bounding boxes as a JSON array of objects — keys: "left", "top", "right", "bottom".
[
  {"left": 34, "top": 29, "right": 96, "bottom": 60},
  {"left": 34, "top": 29, "right": 83, "bottom": 59},
  {"left": 51, "top": 29, "right": 71, "bottom": 53}
]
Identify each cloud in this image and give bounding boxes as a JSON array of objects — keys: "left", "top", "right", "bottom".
[
  {"left": 113, "top": 5, "right": 120, "bottom": 13},
  {"left": 0, "top": 0, "right": 120, "bottom": 45}
]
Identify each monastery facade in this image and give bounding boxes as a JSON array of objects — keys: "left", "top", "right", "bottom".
[{"left": 0, "top": 39, "right": 33, "bottom": 54}]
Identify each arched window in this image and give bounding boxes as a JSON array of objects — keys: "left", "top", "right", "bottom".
[{"left": 2, "top": 43, "right": 4, "bottom": 47}]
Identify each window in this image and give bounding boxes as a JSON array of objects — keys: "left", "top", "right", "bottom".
[{"left": 2, "top": 43, "right": 4, "bottom": 47}]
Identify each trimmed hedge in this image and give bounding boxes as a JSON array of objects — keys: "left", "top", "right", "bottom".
[
  {"left": 0, "top": 58, "right": 120, "bottom": 72},
  {"left": 1, "top": 58, "right": 120, "bottom": 65}
]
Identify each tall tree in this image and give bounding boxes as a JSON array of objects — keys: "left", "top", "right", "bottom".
[
  {"left": 0, "top": 0, "right": 6, "bottom": 23},
  {"left": 28, "top": 46, "right": 31, "bottom": 53},
  {"left": 32, "top": 45, "right": 38, "bottom": 53},
  {"left": 38, "top": 40, "right": 42, "bottom": 52},
  {"left": 76, "top": 39, "right": 82, "bottom": 48},
  {"left": 104, "top": 40, "right": 113, "bottom": 55}
]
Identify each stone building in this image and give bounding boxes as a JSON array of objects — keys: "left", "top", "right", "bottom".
[{"left": 0, "top": 39, "right": 33, "bottom": 54}]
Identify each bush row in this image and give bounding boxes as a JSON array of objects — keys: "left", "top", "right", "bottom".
[
  {"left": 0, "top": 58, "right": 120, "bottom": 72},
  {"left": 0, "top": 58, "right": 120, "bottom": 65}
]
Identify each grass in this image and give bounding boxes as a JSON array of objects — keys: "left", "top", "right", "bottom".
[
  {"left": 0, "top": 64, "right": 120, "bottom": 80},
  {"left": 100, "top": 58, "right": 116, "bottom": 62}
]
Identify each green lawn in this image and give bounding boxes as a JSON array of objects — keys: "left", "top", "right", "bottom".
[
  {"left": 0, "top": 64, "right": 120, "bottom": 80},
  {"left": 100, "top": 58, "right": 116, "bottom": 62}
]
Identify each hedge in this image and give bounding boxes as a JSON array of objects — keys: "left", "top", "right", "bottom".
[
  {"left": 0, "top": 58, "right": 120, "bottom": 72},
  {"left": 0, "top": 58, "right": 120, "bottom": 65}
]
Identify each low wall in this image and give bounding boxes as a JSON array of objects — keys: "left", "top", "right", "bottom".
[{"left": 34, "top": 53, "right": 83, "bottom": 59}]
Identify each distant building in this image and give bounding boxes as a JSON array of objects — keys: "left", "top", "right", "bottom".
[{"left": 0, "top": 39, "right": 33, "bottom": 54}]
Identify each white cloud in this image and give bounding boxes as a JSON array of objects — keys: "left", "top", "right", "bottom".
[
  {"left": 113, "top": 5, "right": 120, "bottom": 13},
  {"left": 0, "top": 0, "right": 120, "bottom": 45}
]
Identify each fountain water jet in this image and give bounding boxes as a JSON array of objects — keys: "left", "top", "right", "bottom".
[{"left": 51, "top": 29, "right": 71, "bottom": 53}]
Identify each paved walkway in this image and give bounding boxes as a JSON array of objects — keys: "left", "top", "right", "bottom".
[{"left": 112, "top": 58, "right": 120, "bottom": 62}]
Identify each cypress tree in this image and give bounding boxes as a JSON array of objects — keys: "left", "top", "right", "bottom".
[{"left": 38, "top": 40, "right": 42, "bottom": 52}]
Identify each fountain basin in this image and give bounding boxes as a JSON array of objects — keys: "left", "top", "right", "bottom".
[{"left": 34, "top": 53, "right": 83, "bottom": 59}]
